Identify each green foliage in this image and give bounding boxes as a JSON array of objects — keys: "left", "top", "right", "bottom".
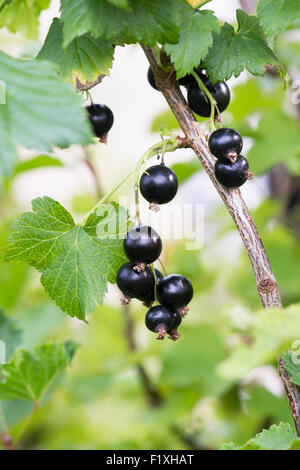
[
  {"left": 0, "top": 0, "right": 50, "bottom": 40},
  {"left": 165, "top": 10, "right": 219, "bottom": 79},
  {"left": 171, "top": 160, "right": 201, "bottom": 185},
  {"left": 218, "top": 304, "right": 300, "bottom": 380},
  {"left": 0, "top": 341, "right": 77, "bottom": 402},
  {"left": 4, "top": 197, "right": 129, "bottom": 321},
  {"left": 60, "top": 0, "right": 192, "bottom": 47},
  {"left": 247, "top": 111, "right": 300, "bottom": 175},
  {"left": 0, "top": 310, "right": 21, "bottom": 359},
  {"left": 14, "top": 155, "right": 64, "bottom": 175},
  {"left": 37, "top": 18, "right": 115, "bottom": 84},
  {"left": 257, "top": 0, "right": 300, "bottom": 41},
  {"left": 203, "top": 10, "right": 278, "bottom": 83},
  {"left": 221, "top": 423, "right": 300, "bottom": 450},
  {"left": 282, "top": 352, "right": 300, "bottom": 386},
  {"left": 0, "top": 51, "right": 92, "bottom": 185}
]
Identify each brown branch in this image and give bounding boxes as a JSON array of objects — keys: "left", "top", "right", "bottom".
[
  {"left": 278, "top": 358, "right": 300, "bottom": 437},
  {"left": 141, "top": 44, "right": 300, "bottom": 437},
  {"left": 142, "top": 44, "right": 281, "bottom": 309},
  {"left": 122, "top": 304, "right": 162, "bottom": 407}
]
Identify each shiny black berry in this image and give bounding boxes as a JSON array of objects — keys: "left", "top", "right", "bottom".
[
  {"left": 208, "top": 128, "right": 243, "bottom": 162},
  {"left": 123, "top": 225, "right": 162, "bottom": 265},
  {"left": 145, "top": 305, "right": 174, "bottom": 340},
  {"left": 86, "top": 104, "right": 114, "bottom": 138},
  {"left": 187, "top": 79, "right": 230, "bottom": 118},
  {"left": 167, "top": 311, "right": 182, "bottom": 341},
  {"left": 157, "top": 274, "right": 193, "bottom": 317},
  {"left": 147, "top": 67, "right": 159, "bottom": 91},
  {"left": 178, "top": 74, "right": 196, "bottom": 87},
  {"left": 140, "top": 269, "right": 164, "bottom": 305},
  {"left": 214, "top": 155, "right": 252, "bottom": 188},
  {"left": 140, "top": 164, "right": 178, "bottom": 205},
  {"left": 117, "top": 262, "right": 156, "bottom": 303}
]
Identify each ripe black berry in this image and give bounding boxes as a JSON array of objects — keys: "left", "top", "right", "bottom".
[
  {"left": 123, "top": 225, "right": 162, "bottom": 265},
  {"left": 167, "top": 311, "right": 182, "bottom": 341},
  {"left": 147, "top": 67, "right": 159, "bottom": 91},
  {"left": 140, "top": 164, "right": 178, "bottom": 206},
  {"left": 142, "top": 269, "right": 164, "bottom": 305},
  {"left": 145, "top": 305, "right": 174, "bottom": 340},
  {"left": 117, "top": 262, "right": 157, "bottom": 303},
  {"left": 214, "top": 155, "right": 253, "bottom": 188},
  {"left": 86, "top": 104, "right": 114, "bottom": 139},
  {"left": 187, "top": 79, "right": 230, "bottom": 118},
  {"left": 208, "top": 128, "right": 243, "bottom": 162},
  {"left": 157, "top": 274, "right": 193, "bottom": 317},
  {"left": 178, "top": 74, "right": 196, "bottom": 87}
]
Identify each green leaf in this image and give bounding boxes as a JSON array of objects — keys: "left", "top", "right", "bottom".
[
  {"left": 14, "top": 155, "right": 64, "bottom": 175},
  {"left": 165, "top": 10, "right": 219, "bottom": 78},
  {"left": 0, "top": 310, "right": 21, "bottom": 359},
  {"left": 203, "top": 10, "right": 278, "bottom": 82},
  {"left": 0, "top": 51, "right": 92, "bottom": 185},
  {"left": 0, "top": 0, "right": 50, "bottom": 40},
  {"left": 282, "top": 352, "right": 300, "bottom": 387},
  {"left": 257, "top": 0, "right": 300, "bottom": 40},
  {"left": 247, "top": 111, "right": 300, "bottom": 175},
  {"left": 106, "top": 0, "right": 129, "bottom": 7},
  {"left": 0, "top": 341, "right": 76, "bottom": 402},
  {"left": 218, "top": 304, "right": 300, "bottom": 381},
  {"left": 222, "top": 423, "right": 300, "bottom": 450},
  {"left": 60, "top": 0, "right": 192, "bottom": 47},
  {"left": 37, "top": 18, "right": 114, "bottom": 85},
  {"left": 4, "top": 197, "right": 129, "bottom": 320}
]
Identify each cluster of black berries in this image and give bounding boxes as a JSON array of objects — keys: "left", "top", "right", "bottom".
[
  {"left": 117, "top": 164, "right": 193, "bottom": 341},
  {"left": 86, "top": 103, "right": 114, "bottom": 141},
  {"left": 208, "top": 128, "right": 253, "bottom": 188},
  {"left": 117, "top": 225, "right": 193, "bottom": 341},
  {"left": 148, "top": 66, "right": 253, "bottom": 189}
]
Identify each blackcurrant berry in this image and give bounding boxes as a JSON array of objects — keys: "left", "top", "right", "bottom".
[
  {"left": 145, "top": 305, "right": 174, "bottom": 340},
  {"left": 147, "top": 67, "right": 159, "bottom": 91},
  {"left": 187, "top": 79, "right": 230, "bottom": 118},
  {"left": 86, "top": 104, "right": 114, "bottom": 139},
  {"left": 208, "top": 128, "right": 243, "bottom": 162},
  {"left": 139, "top": 164, "right": 178, "bottom": 206},
  {"left": 167, "top": 311, "right": 182, "bottom": 341},
  {"left": 123, "top": 225, "right": 162, "bottom": 265},
  {"left": 142, "top": 269, "right": 164, "bottom": 305},
  {"left": 178, "top": 74, "right": 195, "bottom": 87},
  {"left": 214, "top": 155, "right": 253, "bottom": 188},
  {"left": 117, "top": 262, "right": 157, "bottom": 303},
  {"left": 157, "top": 274, "right": 193, "bottom": 317}
]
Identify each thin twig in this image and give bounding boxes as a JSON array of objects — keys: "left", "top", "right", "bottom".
[
  {"left": 84, "top": 148, "right": 104, "bottom": 198},
  {"left": 122, "top": 304, "right": 162, "bottom": 407},
  {"left": 278, "top": 357, "right": 300, "bottom": 437}
]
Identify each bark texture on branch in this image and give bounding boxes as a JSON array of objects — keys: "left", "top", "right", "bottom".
[
  {"left": 278, "top": 357, "right": 300, "bottom": 437},
  {"left": 142, "top": 45, "right": 282, "bottom": 309}
]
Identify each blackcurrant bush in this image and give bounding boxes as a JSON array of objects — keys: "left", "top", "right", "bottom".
[
  {"left": 123, "top": 225, "right": 162, "bottom": 265},
  {"left": 86, "top": 104, "right": 114, "bottom": 139},
  {"left": 187, "top": 79, "right": 230, "bottom": 118},
  {"left": 145, "top": 305, "right": 174, "bottom": 340},
  {"left": 117, "top": 262, "right": 158, "bottom": 303},
  {"left": 214, "top": 155, "right": 253, "bottom": 188},
  {"left": 157, "top": 274, "right": 193, "bottom": 316},
  {"left": 208, "top": 128, "right": 243, "bottom": 162},
  {"left": 140, "top": 164, "right": 178, "bottom": 206},
  {"left": 147, "top": 67, "right": 159, "bottom": 91},
  {"left": 167, "top": 311, "right": 182, "bottom": 341}
]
